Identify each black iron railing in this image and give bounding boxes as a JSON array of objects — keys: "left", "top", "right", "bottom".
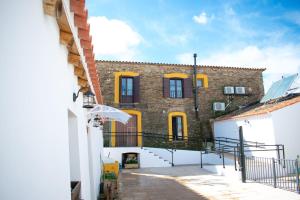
[
  {"left": 103, "top": 132, "right": 204, "bottom": 151},
  {"left": 245, "top": 156, "right": 300, "bottom": 193}
]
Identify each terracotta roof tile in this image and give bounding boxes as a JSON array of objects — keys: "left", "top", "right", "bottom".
[
  {"left": 70, "top": 0, "right": 103, "bottom": 104},
  {"left": 96, "top": 60, "right": 266, "bottom": 71}
]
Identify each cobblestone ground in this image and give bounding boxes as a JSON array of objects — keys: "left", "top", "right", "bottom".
[{"left": 118, "top": 165, "right": 300, "bottom": 200}]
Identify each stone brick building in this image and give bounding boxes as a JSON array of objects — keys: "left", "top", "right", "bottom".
[{"left": 97, "top": 60, "right": 265, "bottom": 147}]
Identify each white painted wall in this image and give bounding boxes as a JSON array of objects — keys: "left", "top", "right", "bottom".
[
  {"left": 104, "top": 147, "right": 234, "bottom": 167},
  {"left": 104, "top": 147, "right": 172, "bottom": 168},
  {"left": 271, "top": 102, "right": 300, "bottom": 159},
  {"left": 214, "top": 107, "right": 300, "bottom": 159},
  {"left": 87, "top": 126, "right": 103, "bottom": 200},
  {"left": 0, "top": 1, "right": 102, "bottom": 199},
  {"left": 145, "top": 147, "right": 202, "bottom": 165},
  {"left": 214, "top": 115, "right": 277, "bottom": 158}
]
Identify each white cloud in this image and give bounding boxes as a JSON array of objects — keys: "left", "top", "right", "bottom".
[
  {"left": 285, "top": 11, "right": 300, "bottom": 26},
  {"left": 88, "top": 16, "right": 142, "bottom": 60},
  {"left": 177, "top": 45, "right": 300, "bottom": 91},
  {"left": 193, "top": 12, "right": 208, "bottom": 25}
]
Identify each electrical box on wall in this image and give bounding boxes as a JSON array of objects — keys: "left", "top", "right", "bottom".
[
  {"left": 235, "top": 87, "right": 246, "bottom": 94},
  {"left": 224, "top": 86, "right": 235, "bottom": 95},
  {"left": 213, "top": 102, "right": 225, "bottom": 111}
]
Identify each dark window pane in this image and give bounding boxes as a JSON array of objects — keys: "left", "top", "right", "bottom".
[
  {"left": 177, "top": 117, "right": 183, "bottom": 139},
  {"left": 170, "top": 80, "right": 176, "bottom": 98},
  {"left": 176, "top": 80, "right": 183, "bottom": 98},
  {"left": 169, "top": 79, "right": 183, "bottom": 98},
  {"left": 127, "top": 78, "right": 133, "bottom": 96},
  {"left": 121, "top": 78, "right": 127, "bottom": 95}
]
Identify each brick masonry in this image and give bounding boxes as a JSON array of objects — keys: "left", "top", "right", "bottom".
[{"left": 97, "top": 60, "right": 265, "bottom": 139}]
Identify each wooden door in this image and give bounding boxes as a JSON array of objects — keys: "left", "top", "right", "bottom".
[{"left": 116, "top": 115, "right": 137, "bottom": 147}]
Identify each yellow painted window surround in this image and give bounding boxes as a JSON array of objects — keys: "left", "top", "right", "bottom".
[
  {"left": 196, "top": 74, "right": 208, "bottom": 88},
  {"left": 111, "top": 109, "right": 142, "bottom": 147},
  {"left": 164, "top": 73, "right": 189, "bottom": 79},
  {"left": 168, "top": 112, "right": 188, "bottom": 141},
  {"left": 114, "top": 72, "right": 139, "bottom": 103}
]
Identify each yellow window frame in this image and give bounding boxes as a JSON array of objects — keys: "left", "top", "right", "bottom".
[
  {"left": 114, "top": 72, "right": 139, "bottom": 103},
  {"left": 168, "top": 112, "right": 188, "bottom": 141},
  {"left": 196, "top": 74, "right": 208, "bottom": 88}
]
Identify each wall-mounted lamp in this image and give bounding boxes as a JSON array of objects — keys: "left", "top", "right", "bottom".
[{"left": 73, "top": 88, "right": 95, "bottom": 108}]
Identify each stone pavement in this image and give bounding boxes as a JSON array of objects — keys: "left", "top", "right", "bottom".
[{"left": 118, "top": 165, "right": 300, "bottom": 200}]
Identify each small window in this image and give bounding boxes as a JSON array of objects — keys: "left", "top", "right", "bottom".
[
  {"left": 170, "top": 79, "right": 183, "bottom": 98},
  {"left": 120, "top": 77, "right": 134, "bottom": 103},
  {"left": 197, "top": 79, "right": 204, "bottom": 88},
  {"left": 121, "top": 77, "right": 133, "bottom": 96}
]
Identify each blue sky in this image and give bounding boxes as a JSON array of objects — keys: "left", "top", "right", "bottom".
[{"left": 86, "top": 0, "right": 300, "bottom": 90}]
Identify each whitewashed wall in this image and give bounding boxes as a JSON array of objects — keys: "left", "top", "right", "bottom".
[
  {"left": 271, "top": 102, "right": 300, "bottom": 159},
  {"left": 214, "top": 115, "right": 277, "bottom": 158},
  {"left": 0, "top": 1, "right": 102, "bottom": 199}
]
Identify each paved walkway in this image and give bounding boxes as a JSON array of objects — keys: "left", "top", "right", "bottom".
[{"left": 118, "top": 165, "right": 300, "bottom": 200}]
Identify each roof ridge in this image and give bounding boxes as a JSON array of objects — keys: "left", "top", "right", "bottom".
[{"left": 96, "top": 60, "right": 266, "bottom": 71}]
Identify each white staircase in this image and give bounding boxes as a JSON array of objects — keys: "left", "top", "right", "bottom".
[
  {"left": 141, "top": 148, "right": 172, "bottom": 167},
  {"left": 103, "top": 147, "right": 172, "bottom": 168}
]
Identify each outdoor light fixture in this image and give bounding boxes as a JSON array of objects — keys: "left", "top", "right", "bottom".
[
  {"left": 92, "top": 114, "right": 103, "bottom": 127},
  {"left": 83, "top": 90, "right": 95, "bottom": 108},
  {"left": 73, "top": 88, "right": 95, "bottom": 108}
]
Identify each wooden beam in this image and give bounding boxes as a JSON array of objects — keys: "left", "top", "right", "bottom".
[
  {"left": 78, "top": 77, "right": 88, "bottom": 87},
  {"left": 60, "top": 30, "right": 73, "bottom": 46},
  {"left": 74, "top": 67, "right": 84, "bottom": 77},
  {"left": 43, "top": 0, "right": 58, "bottom": 16},
  {"left": 56, "top": 3, "right": 72, "bottom": 33},
  {"left": 68, "top": 53, "right": 81, "bottom": 66}
]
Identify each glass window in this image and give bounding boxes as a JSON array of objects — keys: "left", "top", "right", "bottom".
[
  {"left": 172, "top": 116, "right": 183, "bottom": 140},
  {"left": 197, "top": 79, "right": 203, "bottom": 87},
  {"left": 176, "top": 80, "right": 182, "bottom": 98},
  {"left": 169, "top": 79, "right": 183, "bottom": 98},
  {"left": 121, "top": 77, "right": 133, "bottom": 96},
  {"left": 177, "top": 117, "right": 183, "bottom": 139},
  {"left": 127, "top": 78, "right": 133, "bottom": 96}
]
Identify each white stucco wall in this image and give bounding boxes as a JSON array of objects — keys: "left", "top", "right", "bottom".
[
  {"left": 271, "top": 102, "right": 300, "bottom": 159},
  {"left": 104, "top": 147, "right": 172, "bottom": 168},
  {"left": 0, "top": 1, "right": 102, "bottom": 199},
  {"left": 214, "top": 115, "right": 277, "bottom": 158}
]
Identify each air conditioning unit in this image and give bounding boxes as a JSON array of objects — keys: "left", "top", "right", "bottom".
[
  {"left": 213, "top": 102, "right": 225, "bottom": 111},
  {"left": 235, "top": 87, "right": 246, "bottom": 94},
  {"left": 224, "top": 86, "right": 235, "bottom": 95}
]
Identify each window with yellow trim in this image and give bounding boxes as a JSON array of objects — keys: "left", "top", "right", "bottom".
[
  {"left": 168, "top": 112, "right": 188, "bottom": 141},
  {"left": 196, "top": 74, "right": 208, "bottom": 88}
]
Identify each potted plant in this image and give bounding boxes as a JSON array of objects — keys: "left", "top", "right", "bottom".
[{"left": 124, "top": 159, "right": 139, "bottom": 169}]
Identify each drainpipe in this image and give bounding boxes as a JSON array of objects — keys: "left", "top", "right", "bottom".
[{"left": 193, "top": 53, "right": 199, "bottom": 119}]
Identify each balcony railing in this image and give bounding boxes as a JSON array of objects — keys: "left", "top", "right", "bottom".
[{"left": 103, "top": 132, "right": 204, "bottom": 151}]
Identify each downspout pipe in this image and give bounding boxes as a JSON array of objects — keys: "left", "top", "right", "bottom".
[{"left": 193, "top": 53, "right": 199, "bottom": 119}]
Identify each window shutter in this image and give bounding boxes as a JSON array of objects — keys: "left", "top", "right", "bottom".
[
  {"left": 163, "top": 78, "right": 170, "bottom": 98},
  {"left": 183, "top": 78, "right": 193, "bottom": 98},
  {"left": 133, "top": 76, "right": 140, "bottom": 102}
]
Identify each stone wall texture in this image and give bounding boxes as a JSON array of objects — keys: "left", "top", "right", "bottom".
[{"left": 97, "top": 60, "right": 265, "bottom": 139}]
